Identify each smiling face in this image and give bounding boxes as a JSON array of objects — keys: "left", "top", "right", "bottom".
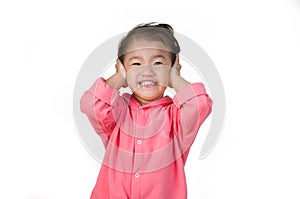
[{"left": 122, "top": 39, "right": 173, "bottom": 105}]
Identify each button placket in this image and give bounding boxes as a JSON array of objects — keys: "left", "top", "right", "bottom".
[
  {"left": 134, "top": 107, "right": 144, "bottom": 185},
  {"left": 137, "top": 107, "right": 144, "bottom": 146}
]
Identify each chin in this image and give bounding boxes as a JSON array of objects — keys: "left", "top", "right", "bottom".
[
  {"left": 142, "top": 95, "right": 163, "bottom": 101},
  {"left": 133, "top": 93, "right": 162, "bottom": 102}
]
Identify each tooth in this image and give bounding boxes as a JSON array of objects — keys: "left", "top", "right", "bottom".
[{"left": 140, "top": 81, "right": 154, "bottom": 86}]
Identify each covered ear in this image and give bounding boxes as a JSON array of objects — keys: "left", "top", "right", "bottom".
[{"left": 172, "top": 54, "right": 179, "bottom": 67}]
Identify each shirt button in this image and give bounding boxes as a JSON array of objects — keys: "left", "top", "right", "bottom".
[
  {"left": 137, "top": 140, "right": 142, "bottom": 145},
  {"left": 135, "top": 173, "right": 140, "bottom": 178},
  {"left": 139, "top": 109, "right": 144, "bottom": 113}
]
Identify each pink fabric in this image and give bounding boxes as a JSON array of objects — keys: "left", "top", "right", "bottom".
[{"left": 80, "top": 77, "right": 212, "bottom": 199}]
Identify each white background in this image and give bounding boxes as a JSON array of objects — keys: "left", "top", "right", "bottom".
[{"left": 1, "top": 0, "right": 300, "bottom": 198}]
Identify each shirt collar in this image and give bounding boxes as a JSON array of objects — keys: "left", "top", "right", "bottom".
[{"left": 125, "top": 94, "right": 173, "bottom": 109}]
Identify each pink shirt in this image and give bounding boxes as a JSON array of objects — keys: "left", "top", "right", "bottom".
[{"left": 80, "top": 77, "right": 212, "bottom": 199}]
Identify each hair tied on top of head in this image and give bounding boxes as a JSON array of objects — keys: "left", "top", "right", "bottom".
[{"left": 118, "top": 22, "right": 180, "bottom": 65}]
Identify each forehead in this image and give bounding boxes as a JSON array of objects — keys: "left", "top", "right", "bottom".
[
  {"left": 126, "top": 38, "right": 170, "bottom": 53},
  {"left": 124, "top": 39, "right": 172, "bottom": 60}
]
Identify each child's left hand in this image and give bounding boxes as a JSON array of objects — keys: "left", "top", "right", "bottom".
[{"left": 169, "top": 54, "right": 182, "bottom": 88}]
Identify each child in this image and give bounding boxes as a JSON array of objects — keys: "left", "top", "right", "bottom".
[{"left": 80, "top": 22, "right": 212, "bottom": 199}]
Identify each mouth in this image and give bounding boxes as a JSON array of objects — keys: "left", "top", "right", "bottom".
[{"left": 138, "top": 80, "right": 157, "bottom": 87}]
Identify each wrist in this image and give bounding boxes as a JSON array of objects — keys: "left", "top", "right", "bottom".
[
  {"left": 106, "top": 73, "right": 127, "bottom": 89},
  {"left": 171, "top": 75, "right": 190, "bottom": 92}
]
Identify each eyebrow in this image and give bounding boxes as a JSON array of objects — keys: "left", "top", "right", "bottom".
[
  {"left": 152, "top": 55, "right": 167, "bottom": 60},
  {"left": 128, "top": 56, "right": 142, "bottom": 62},
  {"left": 128, "top": 55, "right": 167, "bottom": 62}
]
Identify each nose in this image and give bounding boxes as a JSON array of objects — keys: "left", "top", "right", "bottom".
[{"left": 141, "top": 64, "right": 155, "bottom": 77}]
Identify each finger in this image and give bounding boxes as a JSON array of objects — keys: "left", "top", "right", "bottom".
[
  {"left": 116, "top": 58, "right": 122, "bottom": 65},
  {"left": 119, "top": 59, "right": 127, "bottom": 69},
  {"left": 115, "top": 58, "right": 120, "bottom": 68},
  {"left": 115, "top": 58, "right": 119, "bottom": 69},
  {"left": 175, "top": 54, "right": 179, "bottom": 64},
  {"left": 172, "top": 54, "right": 179, "bottom": 68},
  {"left": 116, "top": 58, "right": 127, "bottom": 72}
]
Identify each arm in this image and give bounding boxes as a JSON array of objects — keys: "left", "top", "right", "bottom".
[
  {"left": 105, "top": 59, "right": 127, "bottom": 89},
  {"left": 169, "top": 55, "right": 190, "bottom": 91},
  {"left": 173, "top": 83, "right": 213, "bottom": 151},
  {"left": 170, "top": 55, "right": 213, "bottom": 150},
  {"left": 80, "top": 59, "right": 127, "bottom": 141}
]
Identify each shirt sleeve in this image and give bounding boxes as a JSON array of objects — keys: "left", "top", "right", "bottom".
[
  {"left": 172, "top": 83, "right": 213, "bottom": 151},
  {"left": 80, "top": 77, "right": 126, "bottom": 140}
]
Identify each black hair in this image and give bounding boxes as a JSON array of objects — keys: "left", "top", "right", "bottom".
[{"left": 118, "top": 22, "right": 180, "bottom": 65}]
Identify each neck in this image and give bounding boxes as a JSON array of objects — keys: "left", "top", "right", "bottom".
[{"left": 133, "top": 94, "right": 163, "bottom": 106}]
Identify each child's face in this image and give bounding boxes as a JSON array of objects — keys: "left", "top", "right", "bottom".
[{"left": 123, "top": 39, "right": 173, "bottom": 105}]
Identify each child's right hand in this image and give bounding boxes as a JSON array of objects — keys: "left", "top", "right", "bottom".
[{"left": 115, "top": 59, "right": 128, "bottom": 88}]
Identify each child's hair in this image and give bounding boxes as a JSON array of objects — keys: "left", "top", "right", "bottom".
[{"left": 118, "top": 22, "right": 181, "bottom": 65}]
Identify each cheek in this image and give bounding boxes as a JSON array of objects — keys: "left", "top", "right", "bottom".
[
  {"left": 153, "top": 67, "right": 170, "bottom": 86},
  {"left": 126, "top": 70, "right": 136, "bottom": 89},
  {"left": 126, "top": 67, "right": 143, "bottom": 89}
]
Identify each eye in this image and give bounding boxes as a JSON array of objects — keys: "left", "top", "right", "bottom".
[
  {"left": 131, "top": 63, "right": 141, "bottom": 66},
  {"left": 153, "top": 62, "right": 163, "bottom": 66}
]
